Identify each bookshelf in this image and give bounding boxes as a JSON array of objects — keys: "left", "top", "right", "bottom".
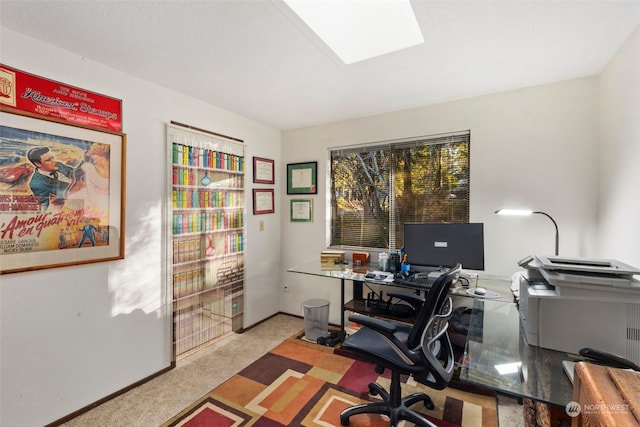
[{"left": 166, "top": 123, "right": 245, "bottom": 357}]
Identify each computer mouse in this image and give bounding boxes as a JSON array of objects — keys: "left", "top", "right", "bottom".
[{"left": 475, "top": 287, "right": 487, "bottom": 296}]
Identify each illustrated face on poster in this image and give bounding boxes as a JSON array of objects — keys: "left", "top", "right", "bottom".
[{"left": 0, "top": 125, "right": 111, "bottom": 254}]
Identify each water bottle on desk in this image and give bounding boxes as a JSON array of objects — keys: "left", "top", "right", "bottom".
[
  {"left": 389, "top": 251, "right": 401, "bottom": 273},
  {"left": 378, "top": 252, "right": 389, "bottom": 271}
]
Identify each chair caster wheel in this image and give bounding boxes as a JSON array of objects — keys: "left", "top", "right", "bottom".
[
  {"left": 424, "top": 398, "right": 435, "bottom": 410},
  {"left": 340, "top": 415, "right": 350, "bottom": 425},
  {"left": 368, "top": 383, "right": 379, "bottom": 396}
]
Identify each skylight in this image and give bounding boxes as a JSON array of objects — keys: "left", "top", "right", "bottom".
[{"left": 283, "top": 0, "right": 424, "bottom": 64}]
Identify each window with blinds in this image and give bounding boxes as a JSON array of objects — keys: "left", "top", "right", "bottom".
[{"left": 330, "top": 131, "right": 470, "bottom": 250}]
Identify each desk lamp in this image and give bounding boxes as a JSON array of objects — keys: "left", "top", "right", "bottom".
[{"left": 495, "top": 209, "right": 559, "bottom": 255}]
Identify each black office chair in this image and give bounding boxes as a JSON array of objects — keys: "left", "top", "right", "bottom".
[{"left": 339, "top": 264, "right": 461, "bottom": 427}]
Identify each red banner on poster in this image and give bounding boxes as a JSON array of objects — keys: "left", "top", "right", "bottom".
[{"left": 0, "top": 64, "right": 122, "bottom": 131}]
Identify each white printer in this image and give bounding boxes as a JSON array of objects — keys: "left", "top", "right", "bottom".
[{"left": 517, "top": 255, "right": 640, "bottom": 363}]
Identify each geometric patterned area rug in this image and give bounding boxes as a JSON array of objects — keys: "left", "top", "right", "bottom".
[{"left": 162, "top": 335, "right": 498, "bottom": 427}]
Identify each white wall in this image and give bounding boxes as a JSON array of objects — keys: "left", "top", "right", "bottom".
[
  {"left": 3, "top": 18, "right": 638, "bottom": 427},
  {"left": 0, "top": 28, "right": 282, "bottom": 427},
  {"left": 281, "top": 77, "right": 601, "bottom": 326},
  {"left": 597, "top": 26, "right": 640, "bottom": 267}
]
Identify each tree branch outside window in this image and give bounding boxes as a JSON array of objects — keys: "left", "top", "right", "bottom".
[{"left": 330, "top": 132, "right": 470, "bottom": 250}]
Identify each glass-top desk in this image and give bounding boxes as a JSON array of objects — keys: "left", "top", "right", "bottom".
[
  {"left": 288, "top": 260, "right": 574, "bottom": 406},
  {"left": 287, "top": 259, "right": 514, "bottom": 331},
  {"left": 460, "top": 298, "right": 574, "bottom": 406}
]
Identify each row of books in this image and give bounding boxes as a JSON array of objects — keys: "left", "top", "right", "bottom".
[
  {"left": 224, "top": 232, "right": 244, "bottom": 254},
  {"left": 173, "top": 211, "right": 244, "bottom": 235},
  {"left": 172, "top": 189, "right": 243, "bottom": 209},
  {"left": 172, "top": 232, "right": 244, "bottom": 260},
  {"left": 173, "top": 266, "right": 244, "bottom": 300},
  {"left": 173, "top": 238, "right": 202, "bottom": 264},
  {"left": 174, "top": 317, "right": 232, "bottom": 355},
  {"left": 172, "top": 167, "right": 243, "bottom": 188},
  {"left": 173, "top": 268, "right": 206, "bottom": 299},
  {"left": 172, "top": 142, "right": 244, "bottom": 171}
]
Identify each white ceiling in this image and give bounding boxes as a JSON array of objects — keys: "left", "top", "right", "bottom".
[{"left": 2, "top": 1, "right": 640, "bottom": 130}]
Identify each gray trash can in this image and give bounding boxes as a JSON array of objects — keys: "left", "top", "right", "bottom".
[{"left": 303, "top": 298, "right": 330, "bottom": 341}]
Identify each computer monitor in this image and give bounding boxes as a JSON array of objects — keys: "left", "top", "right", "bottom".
[{"left": 403, "top": 222, "right": 485, "bottom": 271}]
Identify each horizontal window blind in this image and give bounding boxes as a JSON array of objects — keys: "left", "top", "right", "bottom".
[{"left": 330, "top": 131, "right": 470, "bottom": 250}]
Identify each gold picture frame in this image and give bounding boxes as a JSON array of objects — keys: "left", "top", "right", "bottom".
[{"left": 0, "top": 109, "right": 126, "bottom": 274}]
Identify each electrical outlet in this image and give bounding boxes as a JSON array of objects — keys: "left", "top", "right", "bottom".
[
  {"left": 259, "top": 220, "right": 264, "bottom": 231},
  {"left": 283, "top": 284, "right": 291, "bottom": 293}
]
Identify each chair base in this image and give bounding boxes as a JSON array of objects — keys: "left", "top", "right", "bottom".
[{"left": 340, "top": 371, "right": 437, "bottom": 427}]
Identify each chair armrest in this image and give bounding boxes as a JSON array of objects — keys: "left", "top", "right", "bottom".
[
  {"left": 387, "top": 292, "right": 424, "bottom": 311},
  {"left": 348, "top": 313, "right": 397, "bottom": 334}
]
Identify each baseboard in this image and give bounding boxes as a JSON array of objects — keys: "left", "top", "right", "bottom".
[
  {"left": 240, "top": 311, "right": 302, "bottom": 333},
  {"left": 241, "top": 311, "right": 340, "bottom": 333},
  {"left": 46, "top": 312, "right": 304, "bottom": 426},
  {"left": 44, "top": 362, "right": 175, "bottom": 427}
]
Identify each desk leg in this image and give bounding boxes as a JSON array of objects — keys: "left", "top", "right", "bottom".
[
  {"left": 340, "top": 278, "right": 345, "bottom": 333},
  {"left": 353, "top": 280, "right": 363, "bottom": 300}
]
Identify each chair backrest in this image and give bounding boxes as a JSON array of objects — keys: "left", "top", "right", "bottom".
[
  {"left": 406, "top": 263, "right": 462, "bottom": 349},
  {"left": 421, "top": 295, "right": 453, "bottom": 354},
  {"left": 418, "top": 295, "right": 456, "bottom": 389}
]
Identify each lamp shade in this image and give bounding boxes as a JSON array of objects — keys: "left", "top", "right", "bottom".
[
  {"left": 495, "top": 209, "right": 533, "bottom": 216},
  {"left": 495, "top": 208, "right": 559, "bottom": 255}
]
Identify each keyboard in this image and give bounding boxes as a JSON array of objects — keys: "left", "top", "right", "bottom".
[
  {"left": 392, "top": 274, "right": 434, "bottom": 289},
  {"left": 364, "top": 271, "right": 395, "bottom": 284}
]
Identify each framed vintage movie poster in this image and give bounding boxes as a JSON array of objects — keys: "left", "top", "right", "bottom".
[{"left": 0, "top": 110, "right": 126, "bottom": 274}]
